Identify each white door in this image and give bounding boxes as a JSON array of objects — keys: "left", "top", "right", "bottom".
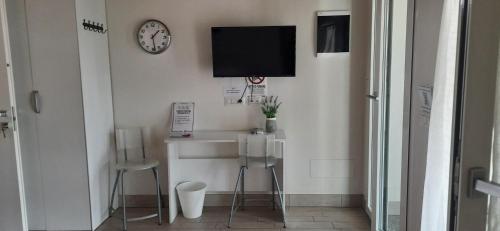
[
  {"left": 0, "top": 1, "right": 26, "bottom": 230},
  {"left": 452, "top": 0, "right": 500, "bottom": 230},
  {"left": 367, "top": 0, "right": 383, "bottom": 223}
]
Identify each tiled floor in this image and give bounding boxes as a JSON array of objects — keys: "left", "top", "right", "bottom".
[{"left": 96, "top": 206, "right": 370, "bottom": 231}]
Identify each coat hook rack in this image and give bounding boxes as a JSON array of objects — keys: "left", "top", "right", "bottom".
[{"left": 82, "top": 19, "right": 108, "bottom": 34}]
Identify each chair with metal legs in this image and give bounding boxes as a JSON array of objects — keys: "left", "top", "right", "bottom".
[
  {"left": 227, "top": 134, "right": 286, "bottom": 228},
  {"left": 109, "top": 128, "right": 163, "bottom": 231}
]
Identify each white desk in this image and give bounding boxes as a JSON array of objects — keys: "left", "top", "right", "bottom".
[{"left": 165, "top": 130, "right": 286, "bottom": 223}]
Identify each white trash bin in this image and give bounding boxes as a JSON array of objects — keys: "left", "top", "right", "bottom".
[{"left": 176, "top": 181, "right": 207, "bottom": 219}]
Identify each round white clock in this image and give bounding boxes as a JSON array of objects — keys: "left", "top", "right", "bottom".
[{"left": 137, "top": 20, "right": 171, "bottom": 54}]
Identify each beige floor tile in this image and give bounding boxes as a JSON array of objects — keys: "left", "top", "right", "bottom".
[
  {"left": 281, "top": 229, "right": 341, "bottom": 231},
  {"left": 222, "top": 221, "right": 276, "bottom": 229},
  {"left": 332, "top": 221, "right": 370, "bottom": 229},
  {"left": 169, "top": 222, "right": 218, "bottom": 228},
  {"left": 96, "top": 206, "right": 369, "bottom": 231},
  {"left": 220, "top": 229, "right": 280, "bottom": 231},
  {"left": 283, "top": 216, "right": 314, "bottom": 222},
  {"left": 314, "top": 215, "right": 369, "bottom": 223},
  {"left": 281, "top": 221, "right": 334, "bottom": 229},
  {"left": 286, "top": 207, "right": 324, "bottom": 216}
]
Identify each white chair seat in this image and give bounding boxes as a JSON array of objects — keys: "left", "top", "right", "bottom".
[
  {"left": 240, "top": 157, "right": 277, "bottom": 168},
  {"left": 114, "top": 159, "right": 160, "bottom": 171}
]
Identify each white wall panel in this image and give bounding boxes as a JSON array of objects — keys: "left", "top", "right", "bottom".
[{"left": 75, "top": 0, "right": 115, "bottom": 229}]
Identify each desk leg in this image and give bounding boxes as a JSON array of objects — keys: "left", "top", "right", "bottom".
[
  {"left": 281, "top": 141, "right": 286, "bottom": 213},
  {"left": 241, "top": 167, "right": 245, "bottom": 210},
  {"left": 167, "top": 143, "right": 178, "bottom": 224}
]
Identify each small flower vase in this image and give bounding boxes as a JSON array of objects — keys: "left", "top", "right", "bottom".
[{"left": 266, "top": 117, "right": 277, "bottom": 133}]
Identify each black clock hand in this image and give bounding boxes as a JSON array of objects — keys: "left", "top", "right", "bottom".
[
  {"left": 152, "top": 38, "right": 156, "bottom": 50},
  {"left": 151, "top": 30, "right": 160, "bottom": 39}
]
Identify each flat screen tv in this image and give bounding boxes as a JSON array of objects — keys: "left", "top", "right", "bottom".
[{"left": 211, "top": 26, "right": 296, "bottom": 77}]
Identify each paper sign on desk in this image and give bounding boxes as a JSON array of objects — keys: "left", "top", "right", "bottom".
[{"left": 170, "top": 102, "right": 194, "bottom": 137}]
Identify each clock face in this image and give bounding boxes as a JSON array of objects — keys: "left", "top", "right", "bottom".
[{"left": 137, "top": 20, "right": 171, "bottom": 54}]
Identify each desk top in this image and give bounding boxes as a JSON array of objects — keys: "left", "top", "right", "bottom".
[{"left": 165, "top": 130, "right": 286, "bottom": 143}]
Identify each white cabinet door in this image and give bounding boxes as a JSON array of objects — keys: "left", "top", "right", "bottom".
[
  {"left": 25, "top": 0, "right": 91, "bottom": 229},
  {"left": 453, "top": 0, "right": 500, "bottom": 230},
  {"left": 0, "top": 1, "right": 26, "bottom": 230}
]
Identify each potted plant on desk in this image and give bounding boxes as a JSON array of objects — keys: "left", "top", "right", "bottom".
[{"left": 261, "top": 96, "right": 282, "bottom": 133}]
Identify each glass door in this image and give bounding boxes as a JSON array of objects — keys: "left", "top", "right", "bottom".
[
  {"left": 369, "top": 0, "right": 412, "bottom": 230},
  {"left": 367, "top": 0, "right": 386, "bottom": 228},
  {"left": 452, "top": 0, "right": 500, "bottom": 230},
  {"left": 378, "top": 0, "right": 409, "bottom": 230}
]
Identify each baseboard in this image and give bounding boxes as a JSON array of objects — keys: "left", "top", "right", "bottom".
[
  {"left": 362, "top": 196, "right": 372, "bottom": 220},
  {"left": 121, "top": 194, "right": 363, "bottom": 208}
]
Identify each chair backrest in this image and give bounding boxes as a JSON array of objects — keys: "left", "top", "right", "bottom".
[
  {"left": 115, "top": 127, "right": 146, "bottom": 162},
  {"left": 238, "top": 134, "right": 275, "bottom": 168}
]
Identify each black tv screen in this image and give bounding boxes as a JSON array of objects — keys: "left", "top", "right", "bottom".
[{"left": 211, "top": 26, "right": 296, "bottom": 77}]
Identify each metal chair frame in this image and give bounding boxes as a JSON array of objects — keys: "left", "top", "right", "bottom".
[
  {"left": 109, "top": 128, "right": 163, "bottom": 230},
  {"left": 227, "top": 134, "right": 286, "bottom": 228}
]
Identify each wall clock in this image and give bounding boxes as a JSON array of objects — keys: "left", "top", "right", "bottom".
[{"left": 137, "top": 19, "right": 171, "bottom": 54}]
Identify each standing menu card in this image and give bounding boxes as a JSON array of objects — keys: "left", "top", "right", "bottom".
[{"left": 170, "top": 102, "right": 195, "bottom": 137}]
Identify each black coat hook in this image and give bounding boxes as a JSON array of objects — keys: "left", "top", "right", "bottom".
[{"left": 82, "top": 18, "right": 107, "bottom": 34}]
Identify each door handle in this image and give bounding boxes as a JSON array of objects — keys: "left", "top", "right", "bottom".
[
  {"left": 475, "top": 180, "right": 500, "bottom": 198},
  {"left": 468, "top": 167, "right": 500, "bottom": 198},
  {"left": 0, "top": 108, "right": 15, "bottom": 133},
  {"left": 32, "top": 90, "right": 41, "bottom": 114},
  {"left": 367, "top": 91, "right": 379, "bottom": 101},
  {"left": 1, "top": 122, "right": 8, "bottom": 138}
]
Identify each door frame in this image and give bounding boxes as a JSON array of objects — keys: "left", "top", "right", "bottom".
[
  {"left": 0, "top": 0, "right": 28, "bottom": 229},
  {"left": 367, "top": 0, "right": 415, "bottom": 230},
  {"left": 447, "top": 0, "right": 471, "bottom": 229},
  {"left": 399, "top": 0, "right": 415, "bottom": 229},
  {"left": 369, "top": 0, "right": 415, "bottom": 230},
  {"left": 367, "top": 0, "right": 386, "bottom": 227},
  {"left": 450, "top": 0, "right": 500, "bottom": 230}
]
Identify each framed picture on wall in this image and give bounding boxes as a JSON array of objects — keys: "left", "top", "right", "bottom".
[{"left": 316, "top": 10, "right": 351, "bottom": 56}]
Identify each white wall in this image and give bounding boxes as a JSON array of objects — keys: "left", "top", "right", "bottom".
[{"left": 106, "top": 0, "right": 371, "bottom": 195}]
